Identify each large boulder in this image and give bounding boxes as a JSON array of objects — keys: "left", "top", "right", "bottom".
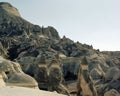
[
  {"left": 6, "top": 73, "right": 38, "bottom": 88},
  {"left": 0, "top": 56, "right": 38, "bottom": 88}
]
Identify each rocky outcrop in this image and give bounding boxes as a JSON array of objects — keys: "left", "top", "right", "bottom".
[
  {"left": 0, "top": 56, "right": 38, "bottom": 88},
  {"left": 34, "top": 54, "right": 70, "bottom": 95},
  {"left": 0, "top": 2, "right": 120, "bottom": 96},
  {"left": 0, "top": 2, "right": 20, "bottom": 17},
  {"left": 48, "top": 59, "right": 70, "bottom": 96},
  {"left": 77, "top": 57, "right": 98, "bottom": 96},
  {"left": 34, "top": 55, "right": 49, "bottom": 90},
  {"left": 51, "top": 36, "right": 93, "bottom": 57}
]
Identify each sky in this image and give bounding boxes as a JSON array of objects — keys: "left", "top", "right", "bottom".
[{"left": 1, "top": 0, "right": 120, "bottom": 51}]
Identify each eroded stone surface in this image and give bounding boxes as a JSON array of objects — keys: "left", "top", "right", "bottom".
[{"left": 0, "top": 56, "right": 38, "bottom": 88}]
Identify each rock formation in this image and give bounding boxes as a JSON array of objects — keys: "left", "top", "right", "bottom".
[
  {"left": 7, "top": 73, "right": 38, "bottom": 88},
  {"left": 0, "top": 74, "right": 5, "bottom": 86},
  {"left": 0, "top": 2, "right": 20, "bottom": 17},
  {"left": 0, "top": 56, "right": 38, "bottom": 88},
  {"left": 104, "top": 89, "right": 120, "bottom": 96},
  {"left": 77, "top": 57, "right": 98, "bottom": 96},
  {"left": 34, "top": 54, "right": 49, "bottom": 90},
  {"left": 0, "top": 2, "right": 120, "bottom": 96},
  {"left": 48, "top": 59, "right": 70, "bottom": 96}
]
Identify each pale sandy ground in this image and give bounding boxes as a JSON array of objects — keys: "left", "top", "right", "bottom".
[{"left": 0, "top": 86, "right": 66, "bottom": 96}]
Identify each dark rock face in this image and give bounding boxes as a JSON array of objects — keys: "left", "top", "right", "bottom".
[{"left": 0, "top": 2, "right": 120, "bottom": 96}]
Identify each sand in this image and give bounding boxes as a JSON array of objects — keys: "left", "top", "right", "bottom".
[{"left": 0, "top": 86, "right": 66, "bottom": 96}]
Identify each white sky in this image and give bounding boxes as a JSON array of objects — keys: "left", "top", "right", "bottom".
[{"left": 1, "top": 0, "right": 120, "bottom": 51}]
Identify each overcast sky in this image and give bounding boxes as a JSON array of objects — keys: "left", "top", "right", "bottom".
[{"left": 2, "top": 0, "right": 120, "bottom": 51}]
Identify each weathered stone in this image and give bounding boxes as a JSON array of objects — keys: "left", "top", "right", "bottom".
[
  {"left": 48, "top": 59, "right": 70, "bottom": 96},
  {"left": 0, "top": 56, "right": 38, "bottom": 88},
  {"left": 77, "top": 57, "right": 98, "bottom": 96},
  {"left": 0, "top": 74, "right": 5, "bottom": 86},
  {"left": 105, "top": 67, "right": 120, "bottom": 82},
  {"left": 0, "top": 2, "right": 120, "bottom": 96},
  {"left": 90, "top": 68, "right": 104, "bottom": 80},
  {"left": 0, "top": 2, "right": 20, "bottom": 17},
  {"left": 7, "top": 73, "right": 38, "bottom": 88},
  {"left": 104, "top": 89, "right": 120, "bottom": 96},
  {"left": 34, "top": 55, "right": 49, "bottom": 90}
]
